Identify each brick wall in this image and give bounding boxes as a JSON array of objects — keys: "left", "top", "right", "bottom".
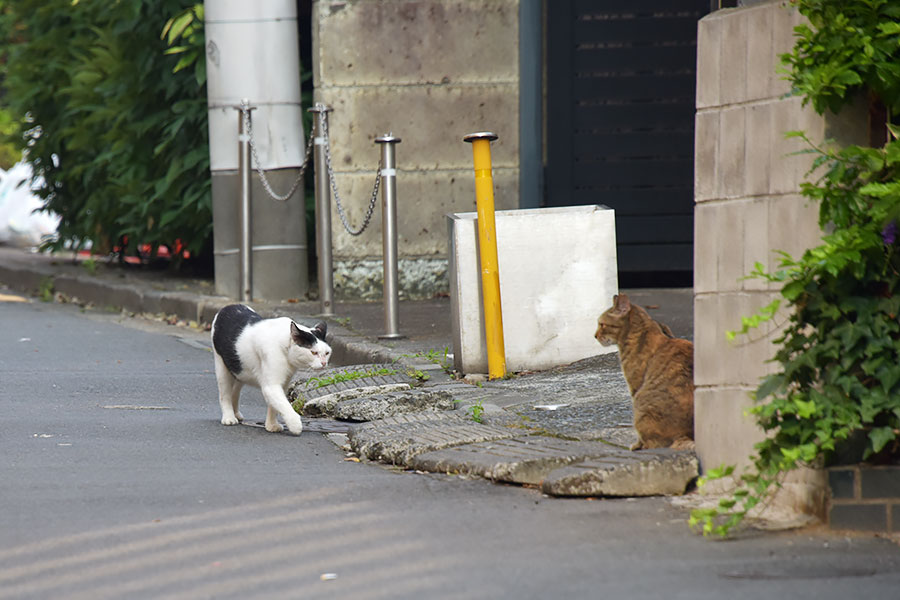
[{"left": 829, "top": 466, "right": 900, "bottom": 533}]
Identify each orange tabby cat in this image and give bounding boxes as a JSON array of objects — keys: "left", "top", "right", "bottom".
[{"left": 595, "top": 293, "right": 694, "bottom": 451}]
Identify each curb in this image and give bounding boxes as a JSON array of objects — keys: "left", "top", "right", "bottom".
[{"left": 0, "top": 258, "right": 406, "bottom": 368}]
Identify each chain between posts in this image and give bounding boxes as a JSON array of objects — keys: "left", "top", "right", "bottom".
[
  {"left": 319, "top": 107, "right": 382, "bottom": 236},
  {"left": 240, "top": 99, "right": 312, "bottom": 202},
  {"left": 239, "top": 100, "right": 381, "bottom": 237}
]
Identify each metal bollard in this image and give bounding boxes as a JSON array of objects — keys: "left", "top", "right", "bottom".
[
  {"left": 238, "top": 99, "right": 255, "bottom": 302},
  {"left": 464, "top": 132, "right": 506, "bottom": 379},
  {"left": 376, "top": 134, "right": 403, "bottom": 340},
  {"left": 308, "top": 104, "right": 335, "bottom": 316}
]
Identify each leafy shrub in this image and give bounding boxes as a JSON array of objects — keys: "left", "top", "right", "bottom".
[
  {"left": 0, "top": 0, "right": 210, "bottom": 264},
  {"left": 691, "top": 0, "right": 900, "bottom": 537},
  {"left": 781, "top": 0, "right": 900, "bottom": 116},
  {"left": 0, "top": 107, "right": 21, "bottom": 169}
]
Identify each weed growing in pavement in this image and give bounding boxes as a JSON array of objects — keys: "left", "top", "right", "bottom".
[
  {"left": 405, "top": 368, "right": 430, "bottom": 383},
  {"left": 81, "top": 258, "right": 97, "bottom": 275},
  {"left": 305, "top": 367, "right": 397, "bottom": 389},
  {"left": 38, "top": 277, "right": 54, "bottom": 302},
  {"left": 467, "top": 400, "right": 485, "bottom": 424},
  {"left": 409, "top": 347, "right": 453, "bottom": 373}
]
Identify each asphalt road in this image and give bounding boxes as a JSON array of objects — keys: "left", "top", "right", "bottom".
[{"left": 2, "top": 295, "right": 899, "bottom": 599}]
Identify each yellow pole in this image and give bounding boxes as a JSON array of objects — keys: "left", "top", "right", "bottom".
[{"left": 464, "top": 132, "right": 506, "bottom": 379}]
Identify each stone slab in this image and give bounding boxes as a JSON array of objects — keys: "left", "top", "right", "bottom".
[
  {"left": 332, "top": 389, "right": 456, "bottom": 422},
  {"left": 410, "top": 436, "right": 634, "bottom": 485},
  {"left": 299, "top": 383, "right": 412, "bottom": 417},
  {"left": 348, "top": 412, "right": 518, "bottom": 466},
  {"left": 591, "top": 426, "right": 639, "bottom": 449},
  {"left": 541, "top": 449, "right": 699, "bottom": 498},
  {"left": 289, "top": 364, "right": 415, "bottom": 415}
]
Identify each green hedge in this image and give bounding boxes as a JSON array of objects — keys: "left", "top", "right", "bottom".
[{"left": 1, "top": 0, "right": 210, "bottom": 264}]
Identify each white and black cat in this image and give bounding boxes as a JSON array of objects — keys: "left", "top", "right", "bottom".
[{"left": 211, "top": 304, "right": 331, "bottom": 435}]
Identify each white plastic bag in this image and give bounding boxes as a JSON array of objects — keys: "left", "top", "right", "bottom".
[{"left": 0, "top": 161, "right": 59, "bottom": 247}]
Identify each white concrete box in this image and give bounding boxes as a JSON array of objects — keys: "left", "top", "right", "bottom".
[{"left": 447, "top": 205, "right": 618, "bottom": 374}]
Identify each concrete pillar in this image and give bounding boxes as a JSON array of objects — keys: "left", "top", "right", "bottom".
[
  {"left": 693, "top": 0, "right": 869, "bottom": 515},
  {"left": 205, "top": 1, "right": 309, "bottom": 300}
]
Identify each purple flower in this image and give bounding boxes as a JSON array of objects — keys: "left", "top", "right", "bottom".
[{"left": 883, "top": 221, "right": 897, "bottom": 246}]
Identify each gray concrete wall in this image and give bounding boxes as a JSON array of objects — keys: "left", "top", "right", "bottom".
[
  {"left": 693, "top": 1, "right": 869, "bottom": 515},
  {"left": 312, "top": 0, "right": 520, "bottom": 299}
]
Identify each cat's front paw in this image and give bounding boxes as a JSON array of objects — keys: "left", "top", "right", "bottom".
[
  {"left": 285, "top": 417, "right": 303, "bottom": 436},
  {"left": 221, "top": 416, "right": 240, "bottom": 426},
  {"left": 265, "top": 421, "right": 284, "bottom": 433}
]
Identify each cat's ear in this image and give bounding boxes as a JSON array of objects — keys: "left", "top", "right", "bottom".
[
  {"left": 290, "top": 321, "right": 318, "bottom": 347},
  {"left": 312, "top": 321, "right": 327, "bottom": 341},
  {"left": 613, "top": 293, "right": 631, "bottom": 314}
]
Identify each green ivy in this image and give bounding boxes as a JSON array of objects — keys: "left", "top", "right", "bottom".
[
  {"left": 0, "top": 0, "right": 210, "bottom": 264},
  {"left": 781, "top": 0, "right": 900, "bottom": 116},
  {"left": 691, "top": 0, "right": 900, "bottom": 538}
]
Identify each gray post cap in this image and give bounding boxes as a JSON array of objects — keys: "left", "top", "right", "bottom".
[
  {"left": 463, "top": 132, "right": 498, "bottom": 143},
  {"left": 375, "top": 134, "right": 401, "bottom": 144}
]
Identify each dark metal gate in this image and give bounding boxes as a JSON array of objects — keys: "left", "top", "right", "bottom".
[{"left": 545, "top": 0, "right": 710, "bottom": 281}]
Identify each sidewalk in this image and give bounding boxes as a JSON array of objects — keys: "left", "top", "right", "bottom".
[{"left": 0, "top": 246, "right": 698, "bottom": 497}]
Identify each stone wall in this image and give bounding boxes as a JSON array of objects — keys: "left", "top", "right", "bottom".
[
  {"left": 311, "top": 0, "right": 520, "bottom": 299},
  {"left": 693, "top": 0, "right": 868, "bottom": 489}
]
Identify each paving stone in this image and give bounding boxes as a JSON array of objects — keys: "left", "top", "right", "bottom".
[
  {"left": 348, "top": 412, "right": 519, "bottom": 466},
  {"left": 541, "top": 449, "right": 699, "bottom": 497},
  {"left": 300, "top": 383, "right": 413, "bottom": 416},
  {"left": 288, "top": 364, "right": 415, "bottom": 416},
  {"left": 410, "top": 436, "right": 635, "bottom": 485},
  {"left": 591, "top": 426, "right": 639, "bottom": 449},
  {"left": 325, "top": 433, "right": 351, "bottom": 451},
  {"left": 332, "top": 389, "right": 456, "bottom": 422}
]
